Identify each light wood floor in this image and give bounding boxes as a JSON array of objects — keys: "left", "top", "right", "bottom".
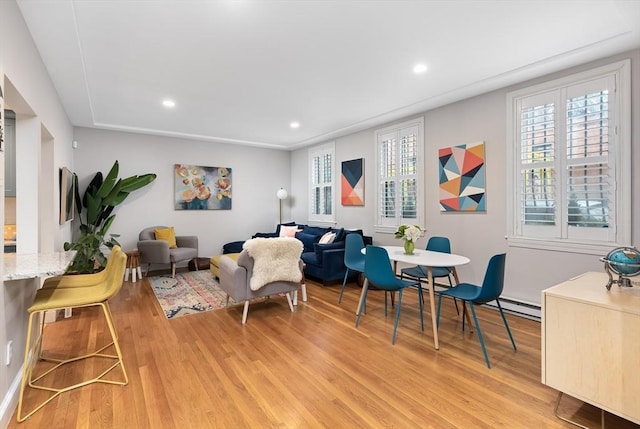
[{"left": 10, "top": 274, "right": 639, "bottom": 429}]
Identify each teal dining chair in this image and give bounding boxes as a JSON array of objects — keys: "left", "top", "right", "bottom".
[
  {"left": 436, "top": 253, "right": 516, "bottom": 368},
  {"left": 356, "top": 245, "right": 423, "bottom": 345},
  {"left": 400, "top": 236, "right": 458, "bottom": 314},
  {"left": 338, "top": 233, "right": 366, "bottom": 304}
]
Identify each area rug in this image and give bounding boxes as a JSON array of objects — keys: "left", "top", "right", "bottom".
[{"left": 148, "top": 270, "right": 236, "bottom": 319}]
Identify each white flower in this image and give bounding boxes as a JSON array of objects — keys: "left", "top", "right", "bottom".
[
  {"left": 404, "top": 225, "right": 422, "bottom": 241},
  {"left": 395, "top": 224, "right": 424, "bottom": 242}
]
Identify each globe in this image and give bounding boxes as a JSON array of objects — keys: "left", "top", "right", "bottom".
[{"left": 604, "top": 247, "right": 640, "bottom": 277}]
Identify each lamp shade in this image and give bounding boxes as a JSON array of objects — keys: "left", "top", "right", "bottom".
[{"left": 277, "top": 188, "right": 288, "bottom": 200}]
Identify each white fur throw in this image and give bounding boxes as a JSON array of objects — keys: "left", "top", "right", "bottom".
[{"left": 243, "top": 237, "right": 303, "bottom": 291}]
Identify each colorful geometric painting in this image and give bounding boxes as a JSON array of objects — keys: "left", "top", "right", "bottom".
[
  {"left": 341, "top": 158, "right": 364, "bottom": 206},
  {"left": 174, "top": 164, "right": 232, "bottom": 210},
  {"left": 439, "top": 142, "right": 486, "bottom": 212}
]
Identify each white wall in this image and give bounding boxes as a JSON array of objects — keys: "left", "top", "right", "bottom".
[
  {"left": 292, "top": 49, "right": 640, "bottom": 309},
  {"left": 72, "top": 127, "right": 292, "bottom": 263},
  {"left": 0, "top": 0, "right": 75, "bottom": 425}
]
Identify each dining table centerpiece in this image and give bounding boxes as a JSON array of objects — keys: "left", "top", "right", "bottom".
[{"left": 395, "top": 224, "right": 424, "bottom": 255}]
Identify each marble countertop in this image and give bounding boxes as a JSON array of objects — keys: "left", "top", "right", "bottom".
[{"left": 3, "top": 251, "right": 76, "bottom": 281}]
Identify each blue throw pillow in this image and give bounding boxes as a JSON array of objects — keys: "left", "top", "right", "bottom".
[
  {"left": 295, "top": 232, "right": 320, "bottom": 252},
  {"left": 332, "top": 228, "right": 346, "bottom": 242},
  {"left": 303, "top": 226, "right": 330, "bottom": 237}
]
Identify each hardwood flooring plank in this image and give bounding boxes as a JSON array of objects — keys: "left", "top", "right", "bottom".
[{"left": 9, "top": 277, "right": 640, "bottom": 429}]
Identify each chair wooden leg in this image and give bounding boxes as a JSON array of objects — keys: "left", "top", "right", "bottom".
[
  {"left": 417, "top": 285, "right": 424, "bottom": 332},
  {"left": 447, "top": 274, "right": 460, "bottom": 315},
  {"left": 355, "top": 282, "right": 369, "bottom": 327},
  {"left": 285, "top": 293, "right": 294, "bottom": 312},
  {"left": 436, "top": 294, "right": 443, "bottom": 328},
  {"left": 384, "top": 292, "right": 388, "bottom": 317},
  {"left": 225, "top": 294, "right": 230, "bottom": 306},
  {"left": 241, "top": 301, "right": 250, "bottom": 324},
  {"left": 171, "top": 263, "right": 176, "bottom": 278}
]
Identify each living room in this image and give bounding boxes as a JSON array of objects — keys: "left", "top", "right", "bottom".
[{"left": 1, "top": 1, "right": 640, "bottom": 427}]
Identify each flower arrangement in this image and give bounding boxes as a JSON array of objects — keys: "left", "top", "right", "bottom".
[{"left": 395, "top": 224, "right": 424, "bottom": 254}]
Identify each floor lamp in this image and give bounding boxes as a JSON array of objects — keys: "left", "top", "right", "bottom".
[{"left": 277, "top": 188, "right": 288, "bottom": 224}]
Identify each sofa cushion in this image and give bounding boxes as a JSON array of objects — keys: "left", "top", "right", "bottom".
[
  {"left": 301, "top": 251, "right": 320, "bottom": 267},
  {"left": 274, "top": 222, "right": 298, "bottom": 236},
  {"left": 223, "top": 240, "right": 245, "bottom": 254},
  {"left": 313, "top": 241, "right": 345, "bottom": 264},
  {"left": 318, "top": 231, "right": 336, "bottom": 244},
  {"left": 302, "top": 225, "right": 330, "bottom": 237},
  {"left": 154, "top": 226, "right": 177, "bottom": 248},
  {"left": 332, "top": 228, "right": 346, "bottom": 242},
  {"left": 279, "top": 225, "right": 301, "bottom": 237},
  {"left": 295, "top": 232, "right": 320, "bottom": 252}
]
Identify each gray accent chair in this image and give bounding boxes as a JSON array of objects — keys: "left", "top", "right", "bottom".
[
  {"left": 218, "top": 251, "right": 304, "bottom": 324},
  {"left": 137, "top": 226, "right": 198, "bottom": 278}
]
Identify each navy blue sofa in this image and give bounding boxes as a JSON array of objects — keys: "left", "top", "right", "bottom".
[{"left": 251, "top": 223, "right": 372, "bottom": 285}]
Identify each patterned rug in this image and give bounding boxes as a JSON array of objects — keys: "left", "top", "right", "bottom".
[{"left": 148, "top": 270, "right": 236, "bottom": 319}]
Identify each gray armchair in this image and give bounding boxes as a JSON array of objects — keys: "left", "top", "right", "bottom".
[
  {"left": 218, "top": 238, "right": 304, "bottom": 324},
  {"left": 137, "top": 226, "right": 198, "bottom": 277}
]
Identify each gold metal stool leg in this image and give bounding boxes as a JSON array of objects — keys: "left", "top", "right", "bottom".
[{"left": 17, "top": 302, "right": 128, "bottom": 422}]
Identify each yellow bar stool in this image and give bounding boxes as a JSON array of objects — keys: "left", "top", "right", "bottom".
[
  {"left": 16, "top": 247, "right": 128, "bottom": 422},
  {"left": 41, "top": 245, "right": 123, "bottom": 290}
]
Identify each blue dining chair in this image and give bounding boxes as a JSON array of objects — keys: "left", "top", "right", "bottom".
[
  {"left": 356, "top": 245, "right": 423, "bottom": 345},
  {"left": 400, "top": 236, "right": 458, "bottom": 313},
  {"left": 338, "top": 233, "right": 366, "bottom": 304},
  {"left": 436, "top": 253, "right": 516, "bottom": 368}
]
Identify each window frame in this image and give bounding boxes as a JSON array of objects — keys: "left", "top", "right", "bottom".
[
  {"left": 506, "top": 59, "right": 631, "bottom": 255},
  {"left": 374, "top": 117, "right": 425, "bottom": 234},
  {"left": 308, "top": 141, "right": 336, "bottom": 225}
]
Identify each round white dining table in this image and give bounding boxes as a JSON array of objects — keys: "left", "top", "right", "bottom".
[{"left": 359, "top": 246, "right": 470, "bottom": 350}]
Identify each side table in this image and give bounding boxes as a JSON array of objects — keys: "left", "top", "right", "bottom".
[{"left": 124, "top": 249, "right": 142, "bottom": 282}]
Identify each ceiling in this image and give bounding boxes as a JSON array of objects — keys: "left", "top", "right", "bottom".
[{"left": 16, "top": 0, "right": 640, "bottom": 150}]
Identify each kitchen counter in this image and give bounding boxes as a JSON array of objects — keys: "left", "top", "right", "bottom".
[{"left": 2, "top": 251, "right": 76, "bottom": 281}]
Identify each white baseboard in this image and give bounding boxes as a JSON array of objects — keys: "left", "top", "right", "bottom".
[{"left": 0, "top": 370, "right": 22, "bottom": 428}]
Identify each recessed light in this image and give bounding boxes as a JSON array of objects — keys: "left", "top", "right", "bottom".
[
  {"left": 162, "top": 99, "right": 176, "bottom": 108},
  {"left": 290, "top": 121, "right": 300, "bottom": 129},
  {"left": 413, "top": 64, "right": 428, "bottom": 74}
]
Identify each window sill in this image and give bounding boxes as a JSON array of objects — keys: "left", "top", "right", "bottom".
[{"left": 506, "top": 236, "right": 626, "bottom": 256}]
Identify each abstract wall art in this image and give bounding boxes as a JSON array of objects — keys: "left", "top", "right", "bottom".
[
  {"left": 439, "top": 141, "right": 486, "bottom": 212},
  {"left": 341, "top": 158, "right": 364, "bottom": 206},
  {"left": 174, "top": 164, "right": 232, "bottom": 210}
]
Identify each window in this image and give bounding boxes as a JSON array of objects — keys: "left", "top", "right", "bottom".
[
  {"left": 309, "top": 142, "right": 335, "bottom": 223},
  {"left": 375, "top": 118, "right": 424, "bottom": 232},
  {"left": 506, "top": 60, "right": 631, "bottom": 254}
]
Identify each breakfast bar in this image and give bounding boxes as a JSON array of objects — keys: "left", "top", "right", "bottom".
[{"left": 3, "top": 251, "right": 76, "bottom": 281}]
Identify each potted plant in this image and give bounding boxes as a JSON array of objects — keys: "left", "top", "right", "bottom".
[
  {"left": 394, "top": 224, "right": 424, "bottom": 255},
  {"left": 64, "top": 160, "right": 156, "bottom": 273}
]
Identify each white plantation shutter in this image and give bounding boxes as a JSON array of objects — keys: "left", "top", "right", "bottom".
[
  {"left": 508, "top": 60, "right": 630, "bottom": 252},
  {"left": 376, "top": 118, "right": 423, "bottom": 230},
  {"left": 518, "top": 92, "right": 558, "bottom": 238},
  {"left": 309, "top": 142, "right": 335, "bottom": 223}
]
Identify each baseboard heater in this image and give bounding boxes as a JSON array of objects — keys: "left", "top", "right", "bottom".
[
  {"left": 432, "top": 282, "right": 542, "bottom": 321},
  {"left": 485, "top": 298, "right": 541, "bottom": 321}
]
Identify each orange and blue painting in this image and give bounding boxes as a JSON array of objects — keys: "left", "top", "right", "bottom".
[
  {"left": 341, "top": 158, "right": 364, "bottom": 206},
  {"left": 439, "top": 142, "right": 485, "bottom": 212},
  {"left": 174, "top": 164, "right": 232, "bottom": 210}
]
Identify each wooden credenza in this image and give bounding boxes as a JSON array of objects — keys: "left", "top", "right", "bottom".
[{"left": 541, "top": 271, "right": 640, "bottom": 425}]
